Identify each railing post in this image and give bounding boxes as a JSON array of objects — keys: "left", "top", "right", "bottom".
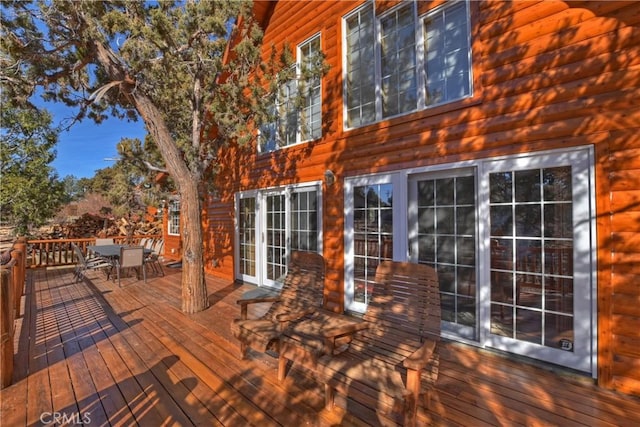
[
  {"left": 10, "top": 248, "right": 24, "bottom": 318},
  {"left": 15, "top": 237, "right": 27, "bottom": 270},
  {"left": 0, "top": 268, "right": 14, "bottom": 389}
]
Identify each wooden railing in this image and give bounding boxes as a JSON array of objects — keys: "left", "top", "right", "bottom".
[
  {"left": 1, "top": 238, "right": 26, "bottom": 389},
  {"left": 27, "top": 235, "right": 162, "bottom": 269}
]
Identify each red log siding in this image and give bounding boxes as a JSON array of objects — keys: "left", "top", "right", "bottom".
[{"left": 203, "top": 0, "right": 640, "bottom": 395}]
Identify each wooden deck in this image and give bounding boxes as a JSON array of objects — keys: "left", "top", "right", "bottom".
[{"left": 2, "top": 265, "right": 640, "bottom": 426}]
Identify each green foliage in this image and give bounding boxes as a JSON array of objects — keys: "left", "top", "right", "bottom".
[
  {"left": 0, "top": 101, "right": 65, "bottom": 234},
  {"left": 87, "top": 136, "right": 173, "bottom": 216}
]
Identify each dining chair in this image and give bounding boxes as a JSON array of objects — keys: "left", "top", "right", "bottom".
[
  {"left": 116, "top": 246, "right": 146, "bottom": 286},
  {"left": 72, "top": 243, "right": 113, "bottom": 283},
  {"left": 145, "top": 239, "right": 164, "bottom": 276},
  {"left": 95, "top": 238, "right": 114, "bottom": 245}
]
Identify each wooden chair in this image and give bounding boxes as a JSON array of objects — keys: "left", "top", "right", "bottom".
[
  {"left": 230, "top": 251, "right": 325, "bottom": 359},
  {"left": 115, "top": 246, "right": 146, "bottom": 287},
  {"left": 312, "top": 261, "right": 440, "bottom": 426}
]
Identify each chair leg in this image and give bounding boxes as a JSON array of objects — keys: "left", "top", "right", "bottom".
[
  {"left": 324, "top": 383, "right": 336, "bottom": 410},
  {"left": 404, "top": 368, "right": 420, "bottom": 426},
  {"left": 403, "top": 393, "right": 417, "bottom": 427},
  {"left": 278, "top": 354, "right": 288, "bottom": 383},
  {"left": 239, "top": 342, "right": 247, "bottom": 360},
  {"left": 155, "top": 260, "right": 164, "bottom": 277}
]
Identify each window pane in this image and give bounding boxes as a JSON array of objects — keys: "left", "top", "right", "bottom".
[
  {"left": 490, "top": 166, "right": 576, "bottom": 350},
  {"left": 291, "top": 189, "right": 319, "bottom": 252},
  {"left": 424, "top": 1, "right": 470, "bottom": 105},
  {"left": 352, "top": 182, "right": 393, "bottom": 306},
  {"left": 380, "top": 3, "right": 417, "bottom": 117},
  {"left": 238, "top": 198, "right": 256, "bottom": 276},
  {"left": 345, "top": 5, "right": 376, "bottom": 127},
  {"left": 415, "top": 173, "right": 477, "bottom": 332},
  {"left": 300, "top": 35, "right": 322, "bottom": 141}
]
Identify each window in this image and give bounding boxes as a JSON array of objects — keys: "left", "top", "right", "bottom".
[
  {"left": 168, "top": 200, "right": 180, "bottom": 236},
  {"left": 380, "top": 3, "right": 417, "bottom": 117},
  {"left": 423, "top": 1, "right": 471, "bottom": 105},
  {"left": 291, "top": 188, "right": 319, "bottom": 251},
  {"left": 345, "top": 5, "right": 376, "bottom": 127},
  {"left": 260, "top": 34, "right": 322, "bottom": 152},
  {"left": 344, "top": 0, "right": 471, "bottom": 128}
]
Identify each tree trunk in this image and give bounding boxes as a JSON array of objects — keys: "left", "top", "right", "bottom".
[
  {"left": 179, "top": 180, "right": 209, "bottom": 314},
  {"left": 131, "top": 92, "right": 210, "bottom": 314}
]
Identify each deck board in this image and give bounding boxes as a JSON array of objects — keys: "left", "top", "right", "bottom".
[{"left": 1, "top": 265, "right": 640, "bottom": 426}]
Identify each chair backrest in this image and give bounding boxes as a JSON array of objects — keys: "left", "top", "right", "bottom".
[
  {"left": 95, "top": 238, "right": 114, "bottom": 246},
  {"left": 72, "top": 243, "right": 87, "bottom": 266},
  {"left": 152, "top": 239, "right": 164, "bottom": 255},
  {"left": 355, "top": 261, "right": 441, "bottom": 365},
  {"left": 120, "top": 246, "right": 144, "bottom": 268},
  {"left": 264, "top": 251, "right": 326, "bottom": 322}
]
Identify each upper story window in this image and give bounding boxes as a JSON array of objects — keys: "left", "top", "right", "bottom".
[
  {"left": 344, "top": 0, "right": 471, "bottom": 129},
  {"left": 168, "top": 200, "right": 180, "bottom": 236},
  {"left": 260, "top": 34, "right": 322, "bottom": 153}
]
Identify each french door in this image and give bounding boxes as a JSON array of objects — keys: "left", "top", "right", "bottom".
[
  {"left": 236, "top": 184, "right": 321, "bottom": 288},
  {"left": 344, "top": 147, "right": 596, "bottom": 373}
]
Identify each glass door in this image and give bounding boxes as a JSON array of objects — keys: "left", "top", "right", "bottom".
[
  {"left": 482, "top": 149, "right": 595, "bottom": 373},
  {"left": 236, "top": 184, "right": 322, "bottom": 288},
  {"left": 237, "top": 194, "right": 258, "bottom": 284},
  {"left": 408, "top": 169, "right": 477, "bottom": 340},
  {"left": 263, "top": 192, "right": 287, "bottom": 287},
  {"left": 343, "top": 147, "right": 595, "bottom": 373}
]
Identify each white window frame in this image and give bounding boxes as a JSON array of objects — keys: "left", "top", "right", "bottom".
[
  {"left": 342, "top": 0, "right": 472, "bottom": 129},
  {"left": 344, "top": 172, "right": 407, "bottom": 313},
  {"left": 259, "top": 33, "right": 323, "bottom": 153},
  {"left": 167, "top": 200, "right": 180, "bottom": 236}
]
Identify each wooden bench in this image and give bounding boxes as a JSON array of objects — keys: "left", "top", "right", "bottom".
[
  {"left": 281, "top": 261, "right": 441, "bottom": 426},
  {"left": 230, "top": 251, "right": 326, "bottom": 359}
]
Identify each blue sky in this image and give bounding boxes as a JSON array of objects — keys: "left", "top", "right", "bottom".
[{"left": 48, "top": 102, "right": 147, "bottom": 179}]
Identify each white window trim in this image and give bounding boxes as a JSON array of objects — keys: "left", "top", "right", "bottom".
[
  {"left": 259, "top": 33, "right": 323, "bottom": 153},
  {"left": 167, "top": 200, "right": 180, "bottom": 236},
  {"left": 342, "top": 0, "right": 473, "bottom": 130},
  {"left": 298, "top": 32, "right": 323, "bottom": 144}
]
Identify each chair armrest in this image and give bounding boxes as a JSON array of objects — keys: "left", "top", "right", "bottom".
[
  {"left": 236, "top": 295, "right": 280, "bottom": 306},
  {"left": 236, "top": 291, "right": 280, "bottom": 320},
  {"left": 322, "top": 321, "right": 368, "bottom": 355},
  {"left": 403, "top": 339, "right": 437, "bottom": 371}
]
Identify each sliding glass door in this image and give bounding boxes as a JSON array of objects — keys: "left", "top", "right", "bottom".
[
  {"left": 344, "top": 147, "right": 596, "bottom": 373},
  {"left": 236, "top": 183, "right": 322, "bottom": 288}
]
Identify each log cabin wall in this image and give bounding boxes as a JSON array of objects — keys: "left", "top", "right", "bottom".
[{"left": 203, "top": 0, "right": 640, "bottom": 395}]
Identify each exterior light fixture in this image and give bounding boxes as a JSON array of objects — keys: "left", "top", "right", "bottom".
[{"left": 324, "top": 169, "right": 336, "bottom": 186}]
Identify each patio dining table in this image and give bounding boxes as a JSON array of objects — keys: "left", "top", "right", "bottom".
[
  {"left": 86, "top": 244, "right": 152, "bottom": 258},
  {"left": 86, "top": 244, "right": 152, "bottom": 284}
]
